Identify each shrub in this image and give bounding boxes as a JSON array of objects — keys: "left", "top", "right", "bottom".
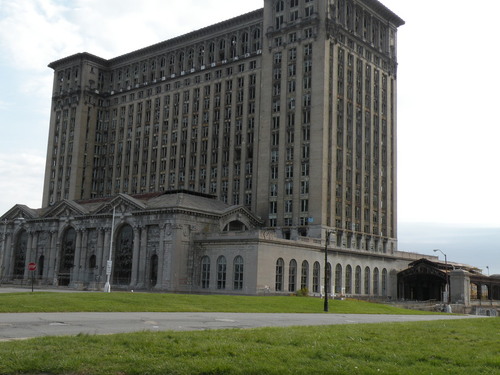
[{"left": 296, "top": 288, "right": 309, "bottom": 297}]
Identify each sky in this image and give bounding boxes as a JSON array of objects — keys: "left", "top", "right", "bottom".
[{"left": 0, "top": 0, "right": 498, "bottom": 274}]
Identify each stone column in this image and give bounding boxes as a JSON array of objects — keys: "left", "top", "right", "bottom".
[
  {"left": 46, "top": 230, "right": 58, "bottom": 282},
  {"left": 101, "top": 227, "right": 111, "bottom": 282},
  {"left": 130, "top": 225, "right": 141, "bottom": 287},
  {"left": 157, "top": 223, "right": 172, "bottom": 290},
  {"left": 450, "top": 269, "right": 470, "bottom": 306},
  {"left": 23, "top": 230, "right": 34, "bottom": 280},
  {"left": 71, "top": 229, "right": 83, "bottom": 285},
  {"left": 78, "top": 229, "right": 88, "bottom": 284},
  {"left": 136, "top": 226, "right": 148, "bottom": 288},
  {"left": 52, "top": 230, "right": 62, "bottom": 286},
  {"left": 5, "top": 232, "right": 13, "bottom": 280},
  {"left": 0, "top": 229, "right": 10, "bottom": 281},
  {"left": 155, "top": 225, "right": 164, "bottom": 290},
  {"left": 95, "top": 228, "right": 105, "bottom": 285}
]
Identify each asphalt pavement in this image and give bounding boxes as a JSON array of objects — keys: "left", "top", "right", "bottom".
[
  {"left": 0, "top": 287, "right": 488, "bottom": 341},
  {"left": 0, "top": 311, "right": 487, "bottom": 341}
]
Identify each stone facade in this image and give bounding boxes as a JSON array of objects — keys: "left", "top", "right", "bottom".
[
  {"left": 0, "top": 1, "right": 427, "bottom": 296},
  {"left": 1, "top": 191, "right": 425, "bottom": 297},
  {"left": 41, "top": 0, "right": 404, "bottom": 253}
]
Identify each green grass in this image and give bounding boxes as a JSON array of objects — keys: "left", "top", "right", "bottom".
[
  {"left": 0, "top": 292, "right": 434, "bottom": 314},
  {"left": 0, "top": 318, "right": 498, "bottom": 374}
]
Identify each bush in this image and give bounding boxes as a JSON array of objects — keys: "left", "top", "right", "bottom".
[{"left": 296, "top": 288, "right": 309, "bottom": 297}]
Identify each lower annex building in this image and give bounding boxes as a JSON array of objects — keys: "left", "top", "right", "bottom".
[{"left": 0, "top": 0, "right": 451, "bottom": 299}]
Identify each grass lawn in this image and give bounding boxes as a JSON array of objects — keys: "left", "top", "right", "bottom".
[
  {"left": 0, "top": 291, "right": 435, "bottom": 314},
  {"left": 0, "top": 318, "right": 498, "bottom": 375}
]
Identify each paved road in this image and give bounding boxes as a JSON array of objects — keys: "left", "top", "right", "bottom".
[{"left": 0, "top": 312, "right": 486, "bottom": 341}]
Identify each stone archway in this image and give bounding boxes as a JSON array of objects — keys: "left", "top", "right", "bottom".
[
  {"left": 12, "top": 230, "right": 27, "bottom": 279},
  {"left": 113, "top": 224, "right": 133, "bottom": 286},
  {"left": 59, "top": 227, "right": 76, "bottom": 286}
]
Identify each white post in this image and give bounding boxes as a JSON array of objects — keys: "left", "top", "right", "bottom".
[{"left": 103, "top": 207, "right": 116, "bottom": 293}]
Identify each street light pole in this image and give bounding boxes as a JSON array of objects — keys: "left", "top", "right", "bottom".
[
  {"left": 103, "top": 206, "right": 116, "bottom": 293},
  {"left": 433, "top": 249, "right": 449, "bottom": 306},
  {"left": 324, "top": 230, "right": 333, "bottom": 312}
]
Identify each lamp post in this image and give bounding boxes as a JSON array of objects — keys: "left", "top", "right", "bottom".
[
  {"left": 103, "top": 206, "right": 116, "bottom": 293},
  {"left": 324, "top": 229, "right": 334, "bottom": 312},
  {"left": 433, "top": 249, "right": 449, "bottom": 305}
]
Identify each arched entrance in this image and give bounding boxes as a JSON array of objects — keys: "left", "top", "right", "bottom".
[
  {"left": 59, "top": 228, "right": 76, "bottom": 286},
  {"left": 113, "top": 225, "right": 133, "bottom": 286},
  {"left": 13, "top": 230, "right": 27, "bottom": 279}
]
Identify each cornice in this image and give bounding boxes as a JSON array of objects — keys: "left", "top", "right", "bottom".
[
  {"left": 109, "top": 8, "right": 264, "bottom": 66},
  {"left": 48, "top": 52, "right": 109, "bottom": 70},
  {"left": 47, "top": 9, "right": 263, "bottom": 71},
  {"left": 360, "top": 0, "right": 405, "bottom": 27}
]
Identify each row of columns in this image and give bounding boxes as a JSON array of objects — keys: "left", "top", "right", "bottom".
[{"left": 0, "top": 222, "right": 173, "bottom": 290}]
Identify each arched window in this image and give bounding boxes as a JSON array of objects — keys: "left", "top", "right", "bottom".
[
  {"left": 345, "top": 265, "right": 352, "bottom": 294},
  {"left": 382, "top": 268, "right": 388, "bottom": 296},
  {"left": 113, "top": 225, "right": 133, "bottom": 286},
  {"left": 187, "top": 49, "right": 194, "bottom": 69},
  {"left": 275, "top": 258, "right": 284, "bottom": 291},
  {"left": 13, "top": 230, "right": 27, "bottom": 278},
  {"left": 230, "top": 35, "right": 237, "bottom": 58},
  {"left": 219, "top": 39, "right": 226, "bottom": 61},
  {"left": 150, "top": 254, "right": 158, "bottom": 287},
  {"left": 301, "top": 260, "right": 309, "bottom": 290},
  {"left": 335, "top": 263, "right": 342, "bottom": 293},
  {"left": 217, "top": 256, "right": 227, "bottom": 289},
  {"left": 208, "top": 42, "right": 216, "bottom": 64},
  {"left": 178, "top": 51, "right": 185, "bottom": 72},
  {"left": 201, "top": 256, "right": 210, "bottom": 289},
  {"left": 168, "top": 54, "right": 175, "bottom": 75},
  {"left": 58, "top": 227, "right": 76, "bottom": 285},
  {"left": 355, "top": 266, "right": 362, "bottom": 294},
  {"left": 233, "top": 256, "right": 244, "bottom": 290},
  {"left": 364, "top": 266, "right": 371, "bottom": 295},
  {"left": 198, "top": 46, "right": 205, "bottom": 67},
  {"left": 252, "top": 28, "right": 261, "bottom": 52},
  {"left": 312, "top": 261, "right": 320, "bottom": 293},
  {"left": 241, "top": 32, "right": 249, "bottom": 55},
  {"left": 288, "top": 259, "right": 297, "bottom": 292},
  {"left": 373, "top": 267, "right": 380, "bottom": 296}
]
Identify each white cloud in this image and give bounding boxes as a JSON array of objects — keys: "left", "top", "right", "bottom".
[
  {"left": 0, "top": 0, "right": 80, "bottom": 71},
  {"left": 0, "top": 152, "right": 45, "bottom": 214}
]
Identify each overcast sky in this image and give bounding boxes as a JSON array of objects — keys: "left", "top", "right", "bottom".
[{"left": 0, "top": 0, "right": 498, "bottom": 274}]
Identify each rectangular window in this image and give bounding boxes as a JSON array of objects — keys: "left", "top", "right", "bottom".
[
  {"left": 217, "top": 259, "right": 226, "bottom": 289},
  {"left": 201, "top": 258, "right": 210, "bottom": 289},
  {"left": 233, "top": 258, "right": 244, "bottom": 290},
  {"left": 270, "top": 183, "right": 278, "bottom": 197},
  {"left": 301, "top": 199, "right": 309, "bottom": 212},
  {"left": 270, "top": 201, "right": 278, "bottom": 214}
]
